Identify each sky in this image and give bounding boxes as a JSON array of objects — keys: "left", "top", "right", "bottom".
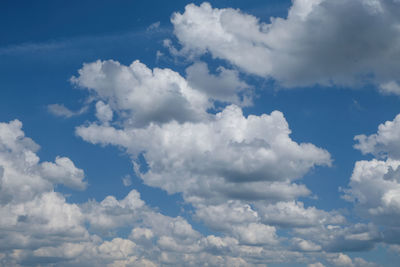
[{"left": 1, "top": 0, "right": 400, "bottom": 266}]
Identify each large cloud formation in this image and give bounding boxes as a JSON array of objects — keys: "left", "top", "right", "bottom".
[
  {"left": 0, "top": 119, "right": 366, "bottom": 266},
  {"left": 77, "top": 102, "right": 331, "bottom": 205},
  {"left": 172, "top": 0, "right": 400, "bottom": 89},
  {"left": 3, "top": 1, "right": 399, "bottom": 266},
  {"left": 344, "top": 114, "right": 400, "bottom": 248},
  {"left": 68, "top": 57, "right": 384, "bottom": 266}
]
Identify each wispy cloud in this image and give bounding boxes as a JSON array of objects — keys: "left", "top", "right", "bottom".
[{"left": 47, "top": 104, "right": 88, "bottom": 118}]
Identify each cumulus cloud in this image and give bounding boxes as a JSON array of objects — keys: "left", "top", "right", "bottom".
[
  {"left": 77, "top": 104, "right": 331, "bottom": 205},
  {"left": 40, "top": 156, "right": 87, "bottom": 190},
  {"left": 68, "top": 54, "right": 379, "bottom": 265},
  {"left": 0, "top": 119, "right": 90, "bottom": 264},
  {"left": 256, "top": 201, "right": 345, "bottom": 228},
  {"left": 343, "top": 158, "right": 400, "bottom": 225},
  {"left": 95, "top": 101, "right": 113, "bottom": 123},
  {"left": 308, "top": 263, "right": 326, "bottom": 267},
  {"left": 0, "top": 120, "right": 85, "bottom": 204},
  {"left": 1, "top": 0, "right": 393, "bottom": 265},
  {"left": 71, "top": 59, "right": 210, "bottom": 126},
  {"left": 1, "top": 118, "right": 276, "bottom": 266},
  {"left": 291, "top": 238, "right": 322, "bottom": 252},
  {"left": 379, "top": 81, "right": 400, "bottom": 95},
  {"left": 186, "top": 61, "right": 252, "bottom": 106},
  {"left": 347, "top": 113, "right": 400, "bottom": 245},
  {"left": 171, "top": 1, "right": 400, "bottom": 88},
  {"left": 354, "top": 113, "right": 400, "bottom": 159},
  {"left": 327, "top": 253, "right": 379, "bottom": 267},
  {"left": 293, "top": 223, "right": 381, "bottom": 252}
]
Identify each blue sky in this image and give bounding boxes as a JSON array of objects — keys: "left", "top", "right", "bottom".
[{"left": 1, "top": 0, "right": 400, "bottom": 266}]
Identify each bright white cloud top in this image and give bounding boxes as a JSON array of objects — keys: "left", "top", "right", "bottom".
[
  {"left": 1, "top": 0, "right": 400, "bottom": 266},
  {"left": 172, "top": 0, "right": 400, "bottom": 89}
]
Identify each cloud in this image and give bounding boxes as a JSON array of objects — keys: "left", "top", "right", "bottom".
[
  {"left": 40, "top": 156, "right": 87, "bottom": 190},
  {"left": 354, "top": 113, "right": 400, "bottom": 159},
  {"left": 186, "top": 61, "right": 252, "bottom": 106},
  {"left": 1, "top": 118, "right": 278, "bottom": 266},
  {"left": 71, "top": 59, "right": 210, "bottom": 126},
  {"left": 346, "top": 113, "right": 400, "bottom": 245},
  {"left": 68, "top": 55, "right": 389, "bottom": 265},
  {"left": 379, "top": 81, "right": 400, "bottom": 95},
  {"left": 95, "top": 101, "right": 113, "bottom": 123},
  {"left": 171, "top": 1, "right": 400, "bottom": 88},
  {"left": 47, "top": 104, "right": 88, "bottom": 118},
  {"left": 1, "top": 0, "right": 394, "bottom": 265},
  {"left": 327, "top": 253, "right": 379, "bottom": 267},
  {"left": 291, "top": 238, "right": 322, "bottom": 252},
  {"left": 122, "top": 174, "right": 132, "bottom": 187},
  {"left": 77, "top": 104, "right": 331, "bottom": 206},
  {"left": 147, "top": 21, "right": 161, "bottom": 31},
  {"left": 343, "top": 158, "right": 400, "bottom": 225},
  {"left": 293, "top": 223, "right": 381, "bottom": 252},
  {"left": 256, "top": 201, "right": 345, "bottom": 228}
]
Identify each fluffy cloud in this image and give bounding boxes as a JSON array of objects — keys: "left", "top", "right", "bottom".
[
  {"left": 327, "top": 253, "right": 379, "bottom": 267},
  {"left": 69, "top": 54, "right": 382, "bottom": 265},
  {"left": 308, "top": 263, "right": 326, "bottom": 267},
  {"left": 343, "top": 158, "right": 400, "bottom": 225},
  {"left": 0, "top": 120, "right": 90, "bottom": 264},
  {"left": 172, "top": 0, "right": 400, "bottom": 88},
  {"left": 256, "top": 201, "right": 345, "bottom": 228},
  {"left": 185, "top": 61, "right": 252, "bottom": 106},
  {"left": 0, "top": 120, "right": 86, "bottom": 203},
  {"left": 1, "top": 119, "right": 273, "bottom": 266},
  {"left": 346, "top": 114, "right": 400, "bottom": 231},
  {"left": 293, "top": 223, "right": 381, "bottom": 252},
  {"left": 71, "top": 59, "right": 210, "bottom": 126},
  {"left": 354, "top": 113, "right": 400, "bottom": 159},
  {"left": 95, "top": 101, "right": 113, "bottom": 123},
  {"left": 40, "top": 156, "right": 87, "bottom": 190},
  {"left": 291, "top": 238, "right": 322, "bottom": 252},
  {"left": 77, "top": 104, "right": 331, "bottom": 205},
  {"left": 379, "top": 81, "right": 400, "bottom": 95}
]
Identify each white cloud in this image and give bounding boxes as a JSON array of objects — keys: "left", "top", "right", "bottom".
[
  {"left": 147, "top": 21, "right": 160, "bottom": 31},
  {"left": 71, "top": 59, "right": 210, "bottom": 126},
  {"left": 234, "top": 223, "right": 277, "bottom": 245},
  {"left": 379, "top": 81, "right": 400, "bottom": 95},
  {"left": 343, "top": 158, "right": 400, "bottom": 224},
  {"left": 77, "top": 104, "right": 331, "bottom": 206},
  {"left": 354, "top": 114, "right": 400, "bottom": 159},
  {"left": 82, "top": 189, "right": 145, "bottom": 232},
  {"left": 0, "top": 120, "right": 86, "bottom": 203},
  {"left": 186, "top": 61, "right": 252, "bottom": 106},
  {"left": 95, "top": 101, "right": 113, "bottom": 123},
  {"left": 122, "top": 174, "right": 132, "bottom": 187},
  {"left": 256, "top": 201, "right": 345, "bottom": 228},
  {"left": 327, "top": 253, "right": 379, "bottom": 267},
  {"left": 291, "top": 238, "right": 322, "bottom": 252},
  {"left": 293, "top": 223, "right": 381, "bottom": 252},
  {"left": 40, "top": 156, "right": 86, "bottom": 190},
  {"left": 0, "top": 120, "right": 92, "bottom": 264},
  {"left": 172, "top": 1, "right": 400, "bottom": 88},
  {"left": 329, "top": 253, "right": 354, "bottom": 267},
  {"left": 194, "top": 201, "right": 258, "bottom": 232},
  {"left": 48, "top": 103, "right": 87, "bottom": 118},
  {"left": 0, "top": 119, "right": 234, "bottom": 266}
]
